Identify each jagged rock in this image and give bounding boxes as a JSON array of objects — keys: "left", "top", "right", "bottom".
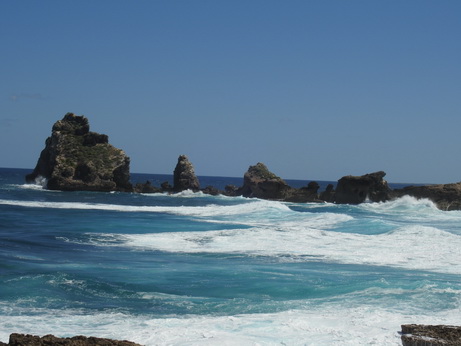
[
  {"left": 319, "top": 183, "right": 335, "bottom": 203},
  {"left": 237, "top": 162, "right": 291, "bottom": 200},
  {"left": 393, "top": 183, "right": 461, "bottom": 211},
  {"left": 201, "top": 185, "right": 221, "bottom": 196},
  {"left": 25, "top": 113, "right": 132, "bottom": 192},
  {"left": 4, "top": 333, "right": 141, "bottom": 346},
  {"left": 173, "top": 155, "right": 200, "bottom": 192},
  {"left": 160, "top": 181, "right": 173, "bottom": 192},
  {"left": 224, "top": 184, "right": 239, "bottom": 196},
  {"left": 285, "top": 181, "right": 324, "bottom": 203},
  {"left": 133, "top": 180, "right": 161, "bottom": 193},
  {"left": 401, "top": 324, "right": 461, "bottom": 345},
  {"left": 335, "top": 171, "right": 392, "bottom": 204}
]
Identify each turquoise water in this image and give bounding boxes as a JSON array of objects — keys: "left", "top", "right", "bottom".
[{"left": 1, "top": 168, "right": 460, "bottom": 345}]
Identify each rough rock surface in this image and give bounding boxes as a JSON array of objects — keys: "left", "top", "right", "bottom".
[
  {"left": 201, "top": 185, "right": 221, "bottom": 196},
  {"left": 401, "top": 324, "right": 461, "bottom": 345},
  {"left": 25, "top": 113, "right": 132, "bottom": 192},
  {"left": 237, "top": 162, "right": 291, "bottom": 200},
  {"left": 133, "top": 180, "right": 161, "bottom": 193},
  {"left": 0, "top": 333, "right": 141, "bottom": 346},
  {"left": 393, "top": 183, "right": 461, "bottom": 211},
  {"left": 173, "top": 155, "right": 200, "bottom": 192},
  {"left": 319, "top": 183, "right": 335, "bottom": 203},
  {"left": 285, "top": 181, "right": 324, "bottom": 203},
  {"left": 335, "top": 171, "right": 392, "bottom": 204}
]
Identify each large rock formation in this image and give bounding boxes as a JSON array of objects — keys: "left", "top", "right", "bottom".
[
  {"left": 25, "top": 113, "right": 132, "bottom": 192},
  {"left": 237, "top": 163, "right": 291, "bottom": 200},
  {"left": 233, "top": 162, "right": 324, "bottom": 202},
  {"left": 0, "top": 333, "right": 140, "bottom": 346},
  {"left": 335, "top": 171, "right": 392, "bottom": 204},
  {"left": 401, "top": 324, "right": 461, "bottom": 345},
  {"left": 173, "top": 155, "right": 200, "bottom": 192},
  {"left": 393, "top": 183, "right": 461, "bottom": 211}
]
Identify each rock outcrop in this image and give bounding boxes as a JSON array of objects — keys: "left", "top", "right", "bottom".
[
  {"left": 133, "top": 180, "right": 162, "bottom": 193},
  {"left": 234, "top": 163, "right": 325, "bottom": 202},
  {"left": 0, "top": 333, "right": 141, "bottom": 346},
  {"left": 401, "top": 324, "right": 461, "bottom": 345},
  {"left": 25, "top": 113, "right": 132, "bottom": 192},
  {"left": 237, "top": 162, "right": 291, "bottom": 200},
  {"left": 173, "top": 155, "right": 200, "bottom": 192},
  {"left": 319, "top": 183, "right": 335, "bottom": 203},
  {"left": 393, "top": 183, "right": 461, "bottom": 211},
  {"left": 334, "top": 171, "right": 392, "bottom": 204},
  {"left": 285, "top": 181, "right": 324, "bottom": 203}
]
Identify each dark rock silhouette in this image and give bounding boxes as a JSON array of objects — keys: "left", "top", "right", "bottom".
[
  {"left": 335, "top": 171, "right": 392, "bottom": 204},
  {"left": 1, "top": 333, "right": 140, "bottom": 346},
  {"left": 173, "top": 155, "right": 200, "bottom": 192},
  {"left": 25, "top": 113, "right": 132, "bottom": 192},
  {"left": 201, "top": 185, "right": 221, "bottom": 195},
  {"left": 285, "top": 181, "right": 324, "bottom": 203},
  {"left": 224, "top": 184, "right": 239, "bottom": 196},
  {"left": 133, "top": 180, "right": 161, "bottom": 193},
  {"left": 401, "top": 324, "right": 461, "bottom": 345},
  {"left": 393, "top": 182, "right": 461, "bottom": 211},
  {"left": 161, "top": 181, "right": 173, "bottom": 191},
  {"left": 319, "top": 183, "right": 335, "bottom": 203}
]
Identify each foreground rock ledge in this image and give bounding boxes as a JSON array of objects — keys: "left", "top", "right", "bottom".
[
  {"left": 0, "top": 333, "right": 141, "bottom": 346},
  {"left": 401, "top": 324, "right": 461, "bottom": 345}
]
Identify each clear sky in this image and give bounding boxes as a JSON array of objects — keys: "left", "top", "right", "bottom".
[{"left": 1, "top": 1, "right": 460, "bottom": 183}]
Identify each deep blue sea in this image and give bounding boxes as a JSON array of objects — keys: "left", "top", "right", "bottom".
[{"left": 1, "top": 168, "right": 461, "bottom": 345}]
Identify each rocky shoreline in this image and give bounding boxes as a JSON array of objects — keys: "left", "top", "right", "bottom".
[
  {"left": 5, "top": 325, "right": 461, "bottom": 346},
  {"left": 0, "top": 333, "right": 141, "bottom": 346},
  {"left": 26, "top": 113, "right": 461, "bottom": 211},
  {"left": 401, "top": 324, "right": 461, "bottom": 345}
]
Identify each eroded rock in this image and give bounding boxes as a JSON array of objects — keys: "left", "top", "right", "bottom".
[
  {"left": 3, "top": 333, "right": 141, "bottom": 346},
  {"left": 237, "top": 162, "right": 291, "bottom": 200},
  {"left": 26, "top": 113, "right": 132, "bottom": 192},
  {"left": 173, "top": 155, "right": 200, "bottom": 192},
  {"left": 335, "top": 171, "right": 392, "bottom": 204},
  {"left": 393, "top": 183, "right": 461, "bottom": 211},
  {"left": 401, "top": 324, "right": 461, "bottom": 345}
]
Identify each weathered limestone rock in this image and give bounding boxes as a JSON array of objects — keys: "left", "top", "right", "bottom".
[
  {"left": 237, "top": 162, "right": 291, "bottom": 200},
  {"left": 173, "top": 155, "right": 200, "bottom": 192},
  {"left": 401, "top": 324, "right": 461, "bottom": 345},
  {"left": 25, "top": 113, "right": 132, "bottom": 192},
  {"left": 393, "top": 183, "right": 461, "bottom": 211},
  {"left": 2, "top": 333, "right": 141, "bottom": 346},
  {"left": 335, "top": 171, "right": 392, "bottom": 204}
]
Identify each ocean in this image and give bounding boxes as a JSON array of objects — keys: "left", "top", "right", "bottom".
[{"left": 1, "top": 167, "right": 460, "bottom": 345}]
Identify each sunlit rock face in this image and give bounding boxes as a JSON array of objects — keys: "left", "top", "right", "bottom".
[
  {"left": 25, "top": 113, "right": 132, "bottom": 192},
  {"left": 173, "top": 154, "right": 200, "bottom": 192}
]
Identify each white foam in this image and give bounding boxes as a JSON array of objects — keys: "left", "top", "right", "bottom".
[
  {"left": 1, "top": 303, "right": 459, "bottom": 345},
  {"left": 0, "top": 198, "right": 291, "bottom": 218},
  {"left": 104, "top": 223, "right": 461, "bottom": 274}
]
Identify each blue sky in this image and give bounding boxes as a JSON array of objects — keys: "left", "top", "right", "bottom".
[{"left": 1, "top": 1, "right": 460, "bottom": 183}]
